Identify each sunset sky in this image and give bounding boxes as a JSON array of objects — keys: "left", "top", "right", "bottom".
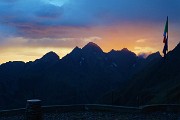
[{"left": 0, "top": 0, "right": 180, "bottom": 64}]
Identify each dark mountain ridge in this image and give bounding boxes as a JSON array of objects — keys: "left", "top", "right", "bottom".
[{"left": 0, "top": 42, "right": 162, "bottom": 110}]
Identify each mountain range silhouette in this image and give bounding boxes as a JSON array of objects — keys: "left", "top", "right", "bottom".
[{"left": 0, "top": 42, "right": 179, "bottom": 110}]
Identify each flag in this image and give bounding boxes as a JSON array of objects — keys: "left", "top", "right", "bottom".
[
  {"left": 163, "top": 17, "right": 168, "bottom": 43},
  {"left": 163, "top": 17, "right": 168, "bottom": 55}
]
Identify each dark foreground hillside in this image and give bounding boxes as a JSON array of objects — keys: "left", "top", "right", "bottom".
[{"left": 101, "top": 42, "right": 180, "bottom": 106}]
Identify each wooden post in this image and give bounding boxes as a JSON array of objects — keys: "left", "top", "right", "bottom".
[{"left": 25, "top": 99, "right": 43, "bottom": 120}]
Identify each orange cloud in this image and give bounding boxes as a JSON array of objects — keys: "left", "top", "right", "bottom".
[{"left": 0, "top": 22, "right": 179, "bottom": 64}]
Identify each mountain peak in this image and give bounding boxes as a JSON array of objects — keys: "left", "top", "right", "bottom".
[
  {"left": 73, "top": 46, "right": 81, "bottom": 52},
  {"left": 109, "top": 49, "right": 116, "bottom": 53},
  {"left": 82, "top": 42, "right": 103, "bottom": 53},
  {"left": 109, "top": 48, "right": 136, "bottom": 56},
  {"left": 69, "top": 46, "right": 82, "bottom": 56},
  {"left": 121, "top": 48, "right": 130, "bottom": 52},
  {"left": 165, "top": 42, "right": 180, "bottom": 60},
  {"left": 172, "top": 42, "right": 180, "bottom": 53},
  {"left": 40, "top": 51, "right": 59, "bottom": 62},
  {"left": 146, "top": 52, "right": 161, "bottom": 61}
]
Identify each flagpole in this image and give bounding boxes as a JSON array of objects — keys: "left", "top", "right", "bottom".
[
  {"left": 167, "top": 16, "right": 169, "bottom": 40},
  {"left": 167, "top": 16, "right": 168, "bottom": 52}
]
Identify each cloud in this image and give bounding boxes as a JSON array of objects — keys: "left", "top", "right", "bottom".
[
  {"left": 0, "top": 36, "right": 102, "bottom": 48},
  {"left": 1, "top": 0, "right": 180, "bottom": 39},
  {"left": 136, "top": 39, "right": 147, "bottom": 43},
  {"left": 35, "top": 4, "right": 64, "bottom": 19},
  {"left": 3, "top": 22, "right": 92, "bottom": 39},
  {"left": 138, "top": 52, "right": 151, "bottom": 58},
  {"left": 133, "top": 46, "right": 159, "bottom": 58},
  {"left": 134, "top": 46, "right": 157, "bottom": 54},
  {"left": 0, "top": 0, "right": 180, "bottom": 47},
  {"left": 83, "top": 37, "right": 102, "bottom": 43}
]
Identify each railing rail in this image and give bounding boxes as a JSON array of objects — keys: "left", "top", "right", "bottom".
[{"left": 1, "top": 104, "right": 180, "bottom": 118}]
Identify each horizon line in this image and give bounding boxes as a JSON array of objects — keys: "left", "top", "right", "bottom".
[{"left": 0, "top": 42, "right": 162, "bottom": 64}]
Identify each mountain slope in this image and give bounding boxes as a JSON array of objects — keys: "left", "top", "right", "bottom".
[{"left": 104, "top": 43, "right": 180, "bottom": 106}]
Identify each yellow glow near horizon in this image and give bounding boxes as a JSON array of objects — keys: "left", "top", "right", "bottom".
[
  {"left": 0, "top": 47, "right": 73, "bottom": 64},
  {"left": 0, "top": 23, "right": 179, "bottom": 64}
]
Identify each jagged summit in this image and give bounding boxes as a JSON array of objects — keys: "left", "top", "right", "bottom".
[
  {"left": 108, "top": 48, "right": 136, "bottom": 58},
  {"left": 146, "top": 52, "right": 161, "bottom": 61},
  {"left": 108, "top": 49, "right": 119, "bottom": 54},
  {"left": 110, "top": 49, "right": 116, "bottom": 52},
  {"left": 176, "top": 42, "right": 180, "bottom": 47},
  {"left": 40, "top": 51, "right": 59, "bottom": 62},
  {"left": 121, "top": 48, "right": 130, "bottom": 52},
  {"left": 72, "top": 46, "right": 81, "bottom": 53},
  {"left": 82, "top": 42, "right": 103, "bottom": 53},
  {"left": 172, "top": 42, "right": 180, "bottom": 53},
  {"left": 166, "top": 42, "right": 180, "bottom": 61},
  {"left": 84, "top": 42, "right": 100, "bottom": 47},
  {"left": 63, "top": 43, "right": 103, "bottom": 60},
  {"left": 66, "top": 46, "right": 82, "bottom": 58},
  {"left": 109, "top": 48, "right": 132, "bottom": 53}
]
